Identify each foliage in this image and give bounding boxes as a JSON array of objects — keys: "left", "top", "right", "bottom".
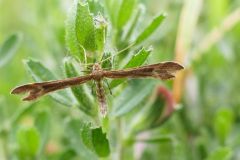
[{"left": 0, "top": 0, "right": 240, "bottom": 159}]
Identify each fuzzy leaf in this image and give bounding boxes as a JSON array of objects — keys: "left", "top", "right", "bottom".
[
  {"left": 87, "top": 0, "right": 104, "bottom": 15},
  {"left": 134, "top": 14, "right": 166, "bottom": 45},
  {"left": 92, "top": 128, "right": 110, "bottom": 157},
  {"left": 110, "top": 48, "right": 151, "bottom": 88},
  {"left": 65, "top": 119, "right": 97, "bottom": 159},
  {"left": 95, "top": 14, "right": 107, "bottom": 53},
  {"left": 0, "top": 33, "right": 22, "bottom": 67},
  {"left": 136, "top": 136, "right": 173, "bottom": 143},
  {"left": 34, "top": 111, "right": 50, "bottom": 155},
  {"left": 117, "top": 0, "right": 136, "bottom": 29},
  {"left": 24, "top": 59, "right": 73, "bottom": 106},
  {"left": 81, "top": 124, "right": 110, "bottom": 157},
  {"left": 206, "top": 147, "right": 232, "bottom": 160},
  {"left": 112, "top": 80, "right": 156, "bottom": 117},
  {"left": 130, "top": 89, "right": 166, "bottom": 133},
  {"left": 17, "top": 127, "right": 40, "bottom": 157},
  {"left": 124, "top": 4, "right": 144, "bottom": 41},
  {"left": 214, "top": 108, "right": 233, "bottom": 144},
  {"left": 10, "top": 103, "right": 36, "bottom": 125},
  {"left": 101, "top": 52, "right": 113, "bottom": 70},
  {"left": 64, "top": 57, "right": 97, "bottom": 116},
  {"left": 65, "top": 1, "right": 86, "bottom": 62},
  {"left": 81, "top": 123, "right": 94, "bottom": 151},
  {"left": 104, "top": 0, "right": 120, "bottom": 26},
  {"left": 76, "top": 2, "right": 97, "bottom": 52}
]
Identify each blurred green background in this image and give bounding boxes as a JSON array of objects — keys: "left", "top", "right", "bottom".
[{"left": 0, "top": 0, "right": 240, "bottom": 159}]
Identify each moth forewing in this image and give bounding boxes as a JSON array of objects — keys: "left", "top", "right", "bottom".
[
  {"left": 11, "top": 75, "right": 94, "bottom": 101},
  {"left": 104, "top": 62, "right": 184, "bottom": 80}
]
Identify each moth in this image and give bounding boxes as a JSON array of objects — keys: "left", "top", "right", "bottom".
[{"left": 11, "top": 62, "right": 184, "bottom": 116}]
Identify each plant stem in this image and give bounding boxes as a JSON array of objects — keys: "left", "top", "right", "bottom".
[{"left": 173, "top": 0, "right": 203, "bottom": 103}]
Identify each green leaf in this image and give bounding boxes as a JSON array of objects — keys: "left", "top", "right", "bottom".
[
  {"left": 110, "top": 48, "right": 151, "bottom": 88},
  {"left": 60, "top": 149, "right": 77, "bottom": 160},
  {"left": 130, "top": 88, "right": 167, "bottom": 133},
  {"left": 134, "top": 14, "right": 166, "bottom": 45},
  {"left": 65, "top": 7, "right": 86, "bottom": 62},
  {"left": 101, "top": 52, "right": 113, "bottom": 69},
  {"left": 24, "top": 59, "right": 73, "bottom": 106},
  {"left": 0, "top": 33, "right": 22, "bottom": 67},
  {"left": 81, "top": 123, "right": 94, "bottom": 151},
  {"left": 76, "top": 2, "right": 97, "bottom": 52},
  {"left": 87, "top": 0, "right": 104, "bottom": 15},
  {"left": 117, "top": 0, "right": 136, "bottom": 29},
  {"left": 136, "top": 135, "right": 173, "bottom": 143},
  {"left": 104, "top": 0, "right": 120, "bottom": 26},
  {"left": 34, "top": 111, "right": 50, "bottom": 155},
  {"left": 65, "top": 2, "right": 86, "bottom": 62},
  {"left": 92, "top": 128, "right": 110, "bottom": 157},
  {"left": 214, "top": 108, "right": 234, "bottom": 144},
  {"left": 65, "top": 119, "right": 97, "bottom": 159},
  {"left": 124, "top": 4, "right": 144, "bottom": 41},
  {"left": 10, "top": 103, "right": 36, "bottom": 126},
  {"left": 206, "top": 147, "right": 232, "bottom": 160},
  {"left": 17, "top": 127, "right": 40, "bottom": 157},
  {"left": 112, "top": 80, "right": 156, "bottom": 117},
  {"left": 81, "top": 124, "right": 110, "bottom": 158},
  {"left": 64, "top": 57, "right": 97, "bottom": 116},
  {"left": 124, "top": 48, "right": 152, "bottom": 68},
  {"left": 95, "top": 14, "right": 107, "bottom": 53}
]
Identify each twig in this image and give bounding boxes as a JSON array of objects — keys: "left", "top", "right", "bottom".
[{"left": 173, "top": 0, "right": 203, "bottom": 103}]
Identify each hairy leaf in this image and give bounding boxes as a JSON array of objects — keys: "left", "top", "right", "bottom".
[
  {"left": 134, "top": 14, "right": 166, "bottom": 45},
  {"left": 87, "top": 0, "right": 104, "bottom": 15},
  {"left": 110, "top": 48, "right": 151, "bottom": 88},
  {"left": 76, "top": 2, "right": 97, "bottom": 52},
  {"left": 24, "top": 59, "right": 73, "bottom": 106},
  {"left": 34, "top": 111, "right": 50, "bottom": 155},
  {"left": 206, "top": 147, "right": 232, "bottom": 160},
  {"left": 101, "top": 52, "right": 113, "bottom": 70},
  {"left": 95, "top": 14, "right": 107, "bottom": 53},
  {"left": 65, "top": 1, "right": 86, "bottom": 62},
  {"left": 81, "top": 124, "right": 110, "bottom": 157},
  {"left": 112, "top": 80, "right": 155, "bottom": 117},
  {"left": 64, "top": 57, "right": 97, "bottom": 116},
  {"left": 65, "top": 119, "right": 97, "bottom": 159},
  {"left": 124, "top": 4, "right": 145, "bottom": 41},
  {"left": 17, "top": 127, "right": 40, "bottom": 157},
  {"left": 0, "top": 33, "right": 22, "bottom": 67},
  {"left": 117, "top": 0, "right": 136, "bottom": 29},
  {"left": 136, "top": 135, "right": 173, "bottom": 143},
  {"left": 214, "top": 108, "right": 233, "bottom": 144}
]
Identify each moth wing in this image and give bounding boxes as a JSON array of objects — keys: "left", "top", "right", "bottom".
[
  {"left": 11, "top": 75, "right": 93, "bottom": 101},
  {"left": 104, "top": 62, "right": 184, "bottom": 80}
]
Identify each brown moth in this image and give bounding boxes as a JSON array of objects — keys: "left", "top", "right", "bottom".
[{"left": 11, "top": 62, "right": 184, "bottom": 116}]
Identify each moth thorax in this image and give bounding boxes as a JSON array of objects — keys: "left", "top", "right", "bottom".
[{"left": 92, "top": 63, "right": 103, "bottom": 80}]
